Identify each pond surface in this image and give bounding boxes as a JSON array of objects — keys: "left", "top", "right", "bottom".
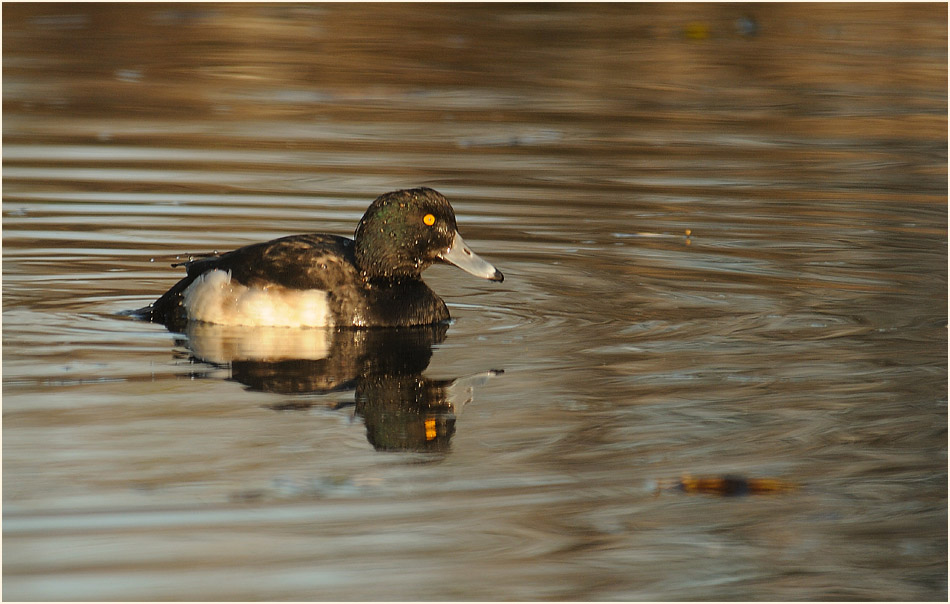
[{"left": 3, "top": 3, "right": 947, "bottom": 601}]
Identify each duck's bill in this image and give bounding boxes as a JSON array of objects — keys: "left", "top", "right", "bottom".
[{"left": 439, "top": 231, "right": 504, "bottom": 282}]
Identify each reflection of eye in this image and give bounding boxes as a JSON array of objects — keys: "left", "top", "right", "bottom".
[{"left": 423, "top": 213, "right": 436, "bottom": 226}]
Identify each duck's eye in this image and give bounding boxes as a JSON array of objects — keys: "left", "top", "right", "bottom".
[{"left": 423, "top": 213, "right": 436, "bottom": 226}]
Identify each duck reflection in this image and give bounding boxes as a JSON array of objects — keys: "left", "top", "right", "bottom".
[{"left": 178, "top": 322, "right": 498, "bottom": 452}]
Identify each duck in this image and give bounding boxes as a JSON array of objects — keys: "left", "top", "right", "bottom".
[{"left": 144, "top": 188, "right": 503, "bottom": 330}]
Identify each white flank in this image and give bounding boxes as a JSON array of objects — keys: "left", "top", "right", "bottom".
[{"left": 182, "top": 269, "right": 332, "bottom": 327}]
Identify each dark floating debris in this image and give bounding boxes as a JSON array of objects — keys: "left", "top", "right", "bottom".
[{"left": 655, "top": 474, "right": 798, "bottom": 497}]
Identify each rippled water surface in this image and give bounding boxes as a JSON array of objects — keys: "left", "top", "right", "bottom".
[{"left": 3, "top": 4, "right": 947, "bottom": 601}]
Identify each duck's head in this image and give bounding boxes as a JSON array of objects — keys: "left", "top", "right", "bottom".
[{"left": 354, "top": 188, "right": 504, "bottom": 282}]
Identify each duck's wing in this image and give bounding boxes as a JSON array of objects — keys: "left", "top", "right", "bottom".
[
  {"left": 186, "top": 234, "right": 357, "bottom": 288},
  {"left": 148, "top": 234, "right": 358, "bottom": 328}
]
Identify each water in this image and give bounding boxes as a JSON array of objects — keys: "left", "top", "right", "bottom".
[{"left": 3, "top": 4, "right": 947, "bottom": 601}]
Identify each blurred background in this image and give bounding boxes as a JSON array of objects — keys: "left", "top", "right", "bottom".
[{"left": 3, "top": 3, "right": 947, "bottom": 601}]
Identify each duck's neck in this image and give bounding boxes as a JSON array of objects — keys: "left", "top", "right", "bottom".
[{"left": 355, "top": 245, "right": 428, "bottom": 281}]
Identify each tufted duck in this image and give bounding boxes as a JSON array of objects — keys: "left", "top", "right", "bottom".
[{"left": 144, "top": 188, "right": 503, "bottom": 330}]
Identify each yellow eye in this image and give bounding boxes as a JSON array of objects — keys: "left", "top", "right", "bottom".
[{"left": 423, "top": 213, "right": 436, "bottom": 226}]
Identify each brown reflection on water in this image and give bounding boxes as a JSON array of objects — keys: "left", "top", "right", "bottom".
[
  {"left": 3, "top": 3, "right": 947, "bottom": 602},
  {"left": 5, "top": 3, "right": 945, "bottom": 147}
]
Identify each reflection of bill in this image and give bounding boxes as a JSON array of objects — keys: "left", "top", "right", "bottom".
[
  {"left": 179, "top": 322, "right": 501, "bottom": 452},
  {"left": 353, "top": 369, "right": 499, "bottom": 452}
]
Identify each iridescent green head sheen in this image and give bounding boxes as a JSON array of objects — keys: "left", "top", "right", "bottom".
[{"left": 353, "top": 188, "right": 502, "bottom": 283}]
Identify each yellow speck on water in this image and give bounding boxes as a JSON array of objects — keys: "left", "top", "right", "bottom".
[
  {"left": 685, "top": 229, "right": 692, "bottom": 236},
  {"left": 684, "top": 22, "right": 710, "bottom": 40}
]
